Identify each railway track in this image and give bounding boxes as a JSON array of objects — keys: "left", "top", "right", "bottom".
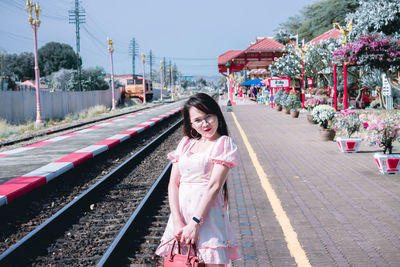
[{"left": 0, "top": 117, "right": 181, "bottom": 266}]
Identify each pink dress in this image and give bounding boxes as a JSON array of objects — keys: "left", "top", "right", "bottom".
[{"left": 155, "top": 135, "right": 241, "bottom": 264}]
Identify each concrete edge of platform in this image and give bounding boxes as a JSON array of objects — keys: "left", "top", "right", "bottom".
[{"left": 0, "top": 107, "right": 182, "bottom": 207}]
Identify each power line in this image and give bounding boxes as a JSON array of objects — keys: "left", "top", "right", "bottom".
[
  {"left": 154, "top": 56, "right": 216, "bottom": 61},
  {"left": 0, "top": 29, "right": 46, "bottom": 45},
  {"left": 81, "top": 26, "right": 107, "bottom": 57},
  {"left": 2, "top": 0, "right": 68, "bottom": 21}
]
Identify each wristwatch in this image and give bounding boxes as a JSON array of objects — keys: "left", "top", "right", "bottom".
[{"left": 192, "top": 217, "right": 202, "bottom": 224}]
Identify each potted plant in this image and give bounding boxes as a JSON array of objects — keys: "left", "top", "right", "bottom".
[
  {"left": 280, "top": 91, "right": 290, "bottom": 114},
  {"left": 274, "top": 89, "right": 283, "bottom": 111},
  {"left": 284, "top": 92, "right": 301, "bottom": 118},
  {"left": 311, "top": 104, "right": 337, "bottom": 141},
  {"left": 305, "top": 97, "right": 324, "bottom": 124},
  {"left": 333, "top": 110, "right": 362, "bottom": 152},
  {"left": 360, "top": 113, "right": 400, "bottom": 174}
]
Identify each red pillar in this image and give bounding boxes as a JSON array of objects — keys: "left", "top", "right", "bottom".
[
  {"left": 333, "top": 64, "right": 337, "bottom": 111},
  {"left": 343, "top": 62, "right": 348, "bottom": 110},
  {"left": 302, "top": 60, "right": 305, "bottom": 109},
  {"left": 271, "top": 88, "right": 274, "bottom": 109}
]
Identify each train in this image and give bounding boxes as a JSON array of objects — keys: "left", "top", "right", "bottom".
[{"left": 122, "top": 75, "right": 153, "bottom": 102}]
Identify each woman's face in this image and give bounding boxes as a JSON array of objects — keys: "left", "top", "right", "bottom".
[{"left": 189, "top": 107, "right": 219, "bottom": 140}]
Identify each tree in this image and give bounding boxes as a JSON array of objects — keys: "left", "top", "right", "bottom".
[
  {"left": 333, "top": 33, "right": 400, "bottom": 91},
  {"left": 346, "top": 0, "right": 400, "bottom": 41},
  {"left": 196, "top": 78, "right": 207, "bottom": 88},
  {"left": 181, "top": 79, "right": 195, "bottom": 90},
  {"left": 274, "top": 30, "right": 292, "bottom": 45},
  {"left": 38, "top": 42, "right": 78, "bottom": 77},
  {"left": 1, "top": 52, "right": 34, "bottom": 81},
  {"left": 81, "top": 67, "right": 109, "bottom": 91},
  {"left": 304, "top": 38, "right": 342, "bottom": 87},
  {"left": 269, "top": 45, "right": 302, "bottom": 78},
  {"left": 278, "top": 0, "right": 359, "bottom": 42},
  {"left": 40, "top": 66, "right": 109, "bottom": 91},
  {"left": 217, "top": 76, "right": 227, "bottom": 89}
]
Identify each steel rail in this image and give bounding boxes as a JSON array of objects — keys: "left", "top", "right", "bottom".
[
  {"left": 97, "top": 162, "right": 171, "bottom": 266},
  {"left": 0, "top": 118, "right": 182, "bottom": 267}
]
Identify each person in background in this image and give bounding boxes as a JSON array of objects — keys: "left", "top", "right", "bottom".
[
  {"left": 253, "top": 86, "right": 258, "bottom": 103},
  {"left": 155, "top": 93, "right": 241, "bottom": 266}
]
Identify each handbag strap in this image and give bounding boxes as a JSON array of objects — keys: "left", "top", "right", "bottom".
[
  {"left": 152, "top": 238, "right": 199, "bottom": 266},
  {"left": 152, "top": 238, "right": 176, "bottom": 266}
]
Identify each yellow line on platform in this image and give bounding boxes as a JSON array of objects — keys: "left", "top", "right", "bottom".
[{"left": 231, "top": 112, "right": 311, "bottom": 267}]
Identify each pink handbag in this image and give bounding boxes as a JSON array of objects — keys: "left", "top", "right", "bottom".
[{"left": 153, "top": 239, "right": 205, "bottom": 267}]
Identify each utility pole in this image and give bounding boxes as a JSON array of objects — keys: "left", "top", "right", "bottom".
[
  {"left": 168, "top": 60, "right": 172, "bottom": 89},
  {"left": 163, "top": 57, "right": 166, "bottom": 88},
  {"left": 128, "top": 38, "right": 139, "bottom": 76},
  {"left": 68, "top": 0, "right": 85, "bottom": 91},
  {"left": 171, "top": 65, "right": 174, "bottom": 100},
  {"left": 141, "top": 53, "right": 146, "bottom": 104},
  {"left": 160, "top": 60, "right": 163, "bottom": 101},
  {"left": 107, "top": 37, "right": 116, "bottom": 110},
  {"left": 148, "top": 49, "right": 154, "bottom": 81}
]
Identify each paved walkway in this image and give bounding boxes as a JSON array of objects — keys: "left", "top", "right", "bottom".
[{"left": 223, "top": 97, "right": 400, "bottom": 266}]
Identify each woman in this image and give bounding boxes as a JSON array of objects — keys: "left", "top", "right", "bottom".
[{"left": 155, "top": 93, "right": 241, "bottom": 266}]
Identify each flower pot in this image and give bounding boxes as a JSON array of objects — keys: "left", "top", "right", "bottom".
[
  {"left": 283, "top": 108, "right": 290, "bottom": 114},
  {"left": 374, "top": 153, "right": 400, "bottom": 175},
  {"left": 290, "top": 110, "right": 299, "bottom": 118},
  {"left": 319, "top": 128, "right": 335, "bottom": 141},
  {"left": 336, "top": 137, "right": 362, "bottom": 153},
  {"left": 307, "top": 114, "right": 317, "bottom": 124},
  {"left": 276, "top": 105, "right": 282, "bottom": 111}
]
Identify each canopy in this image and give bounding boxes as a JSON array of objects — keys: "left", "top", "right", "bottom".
[{"left": 241, "top": 79, "right": 263, "bottom": 86}]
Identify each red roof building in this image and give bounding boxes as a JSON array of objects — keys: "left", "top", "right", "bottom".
[
  {"left": 307, "top": 28, "right": 342, "bottom": 45},
  {"left": 20, "top": 80, "right": 48, "bottom": 90},
  {"left": 218, "top": 38, "right": 284, "bottom": 75}
]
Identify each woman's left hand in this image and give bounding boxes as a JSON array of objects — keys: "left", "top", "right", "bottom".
[{"left": 180, "top": 221, "right": 200, "bottom": 245}]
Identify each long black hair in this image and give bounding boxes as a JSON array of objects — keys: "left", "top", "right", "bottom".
[
  {"left": 182, "top": 93, "right": 229, "bottom": 139},
  {"left": 181, "top": 93, "right": 230, "bottom": 205}
]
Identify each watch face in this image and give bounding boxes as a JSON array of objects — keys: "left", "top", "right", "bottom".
[{"left": 193, "top": 217, "right": 200, "bottom": 223}]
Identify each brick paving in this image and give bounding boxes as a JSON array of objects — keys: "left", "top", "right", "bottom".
[{"left": 224, "top": 99, "right": 400, "bottom": 267}]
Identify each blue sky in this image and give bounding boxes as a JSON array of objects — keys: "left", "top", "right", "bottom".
[{"left": 0, "top": 0, "right": 318, "bottom": 77}]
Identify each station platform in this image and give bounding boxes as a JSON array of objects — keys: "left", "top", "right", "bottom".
[
  {"left": 222, "top": 96, "right": 400, "bottom": 266},
  {"left": 0, "top": 100, "right": 185, "bottom": 206},
  {"left": 1, "top": 94, "right": 399, "bottom": 266}
]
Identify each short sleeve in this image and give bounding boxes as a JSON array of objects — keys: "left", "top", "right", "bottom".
[
  {"left": 167, "top": 136, "right": 191, "bottom": 163},
  {"left": 210, "top": 136, "right": 238, "bottom": 168}
]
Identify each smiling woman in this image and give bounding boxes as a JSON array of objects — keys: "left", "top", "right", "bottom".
[{"left": 154, "top": 93, "right": 241, "bottom": 266}]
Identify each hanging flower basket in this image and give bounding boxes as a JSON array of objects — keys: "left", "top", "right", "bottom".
[{"left": 374, "top": 153, "right": 400, "bottom": 175}]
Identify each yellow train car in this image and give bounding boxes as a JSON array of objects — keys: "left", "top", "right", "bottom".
[{"left": 124, "top": 77, "right": 153, "bottom": 102}]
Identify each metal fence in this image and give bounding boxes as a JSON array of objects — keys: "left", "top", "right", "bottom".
[{"left": 0, "top": 88, "right": 121, "bottom": 124}]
